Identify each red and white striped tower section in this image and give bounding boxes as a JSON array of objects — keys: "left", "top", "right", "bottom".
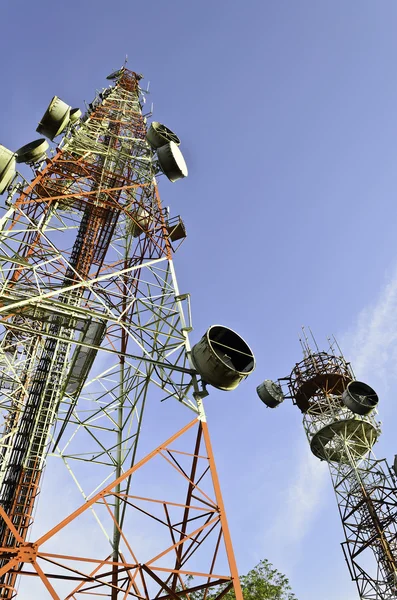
[
  {"left": 0, "top": 67, "right": 255, "bottom": 599},
  {"left": 258, "top": 334, "right": 397, "bottom": 600}
]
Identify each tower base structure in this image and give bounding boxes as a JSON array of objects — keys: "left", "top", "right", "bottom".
[{"left": 0, "top": 418, "right": 243, "bottom": 600}]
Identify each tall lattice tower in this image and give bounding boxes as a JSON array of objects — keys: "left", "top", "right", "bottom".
[
  {"left": 0, "top": 67, "right": 255, "bottom": 598},
  {"left": 257, "top": 335, "right": 397, "bottom": 599}
]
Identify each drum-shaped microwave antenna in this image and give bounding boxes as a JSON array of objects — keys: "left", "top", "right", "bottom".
[
  {"left": 157, "top": 142, "right": 188, "bottom": 182},
  {"left": 146, "top": 122, "right": 180, "bottom": 149},
  {"left": 16, "top": 139, "right": 49, "bottom": 164},
  {"left": 191, "top": 325, "right": 255, "bottom": 391},
  {"left": 0, "top": 145, "right": 16, "bottom": 194},
  {"left": 342, "top": 380, "right": 379, "bottom": 415},
  {"left": 36, "top": 96, "right": 71, "bottom": 140},
  {"left": 129, "top": 207, "right": 151, "bottom": 237},
  {"left": 257, "top": 379, "right": 284, "bottom": 408},
  {"left": 69, "top": 108, "right": 82, "bottom": 124}
]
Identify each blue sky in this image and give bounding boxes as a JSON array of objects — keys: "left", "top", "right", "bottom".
[{"left": 2, "top": 1, "right": 397, "bottom": 599}]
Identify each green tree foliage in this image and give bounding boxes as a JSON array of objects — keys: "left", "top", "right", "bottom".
[
  {"left": 183, "top": 559, "right": 297, "bottom": 600},
  {"left": 238, "top": 559, "right": 297, "bottom": 600}
]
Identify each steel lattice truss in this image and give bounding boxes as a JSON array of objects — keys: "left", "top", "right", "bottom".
[
  {"left": 283, "top": 348, "right": 397, "bottom": 600},
  {"left": 0, "top": 69, "right": 243, "bottom": 600},
  {"left": 332, "top": 456, "right": 397, "bottom": 599}
]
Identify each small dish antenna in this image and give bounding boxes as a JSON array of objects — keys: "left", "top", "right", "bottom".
[
  {"left": 257, "top": 380, "right": 285, "bottom": 408},
  {"left": 106, "top": 68, "right": 124, "bottom": 80}
]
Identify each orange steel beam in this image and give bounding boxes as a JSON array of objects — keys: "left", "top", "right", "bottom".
[
  {"left": 201, "top": 421, "right": 244, "bottom": 600},
  {"left": 0, "top": 419, "right": 242, "bottom": 600},
  {"left": 36, "top": 419, "right": 198, "bottom": 548}
]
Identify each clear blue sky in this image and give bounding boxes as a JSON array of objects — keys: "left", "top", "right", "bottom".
[{"left": 2, "top": 2, "right": 397, "bottom": 599}]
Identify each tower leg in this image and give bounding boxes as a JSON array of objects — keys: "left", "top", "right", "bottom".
[
  {"left": 201, "top": 422, "right": 243, "bottom": 600},
  {"left": 0, "top": 419, "right": 243, "bottom": 600}
]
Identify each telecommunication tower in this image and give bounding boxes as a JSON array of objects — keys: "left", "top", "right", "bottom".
[
  {"left": 258, "top": 334, "right": 397, "bottom": 599},
  {"left": 0, "top": 67, "right": 255, "bottom": 598}
]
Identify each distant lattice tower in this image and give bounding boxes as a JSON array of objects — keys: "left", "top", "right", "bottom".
[
  {"left": 0, "top": 67, "right": 255, "bottom": 598},
  {"left": 258, "top": 334, "right": 397, "bottom": 600}
]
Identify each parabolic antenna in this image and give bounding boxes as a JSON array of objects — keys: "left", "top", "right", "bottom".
[
  {"left": 257, "top": 379, "right": 284, "bottom": 408},
  {"left": 342, "top": 380, "right": 379, "bottom": 415},
  {"left": 129, "top": 207, "right": 151, "bottom": 237},
  {"left": 106, "top": 68, "right": 124, "bottom": 80},
  {"left": 310, "top": 418, "right": 379, "bottom": 463},
  {"left": 16, "top": 139, "right": 49, "bottom": 164},
  {"left": 146, "top": 122, "right": 180, "bottom": 149},
  {"left": 36, "top": 96, "right": 71, "bottom": 141},
  {"left": 69, "top": 108, "right": 82, "bottom": 124},
  {"left": 157, "top": 141, "right": 188, "bottom": 182},
  {"left": 0, "top": 145, "right": 16, "bottom": 194},
  {"left": 191, "top": 325, "right": 255, "bottom": 391}
]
